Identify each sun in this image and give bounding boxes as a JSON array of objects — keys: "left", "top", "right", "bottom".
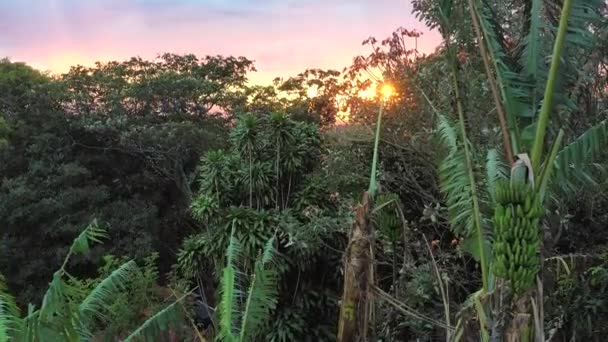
[
  {"left": 306, "top": 85, "right": 319, "bottom": 98},
  {"left": 380, "top": 84, "right": 394, "bottom": 100}
]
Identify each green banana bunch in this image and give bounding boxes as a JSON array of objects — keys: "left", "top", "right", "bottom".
[
  {"left": 375, "top": 193, "right": 401, "bottom": 241},
  {"left": 492, "top": 181, "right": 543, "bottom": 294}
]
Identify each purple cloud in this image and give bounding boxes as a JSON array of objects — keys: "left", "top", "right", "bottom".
[{"left": 0, "top": 0, "right": 440, "bottom": 82}]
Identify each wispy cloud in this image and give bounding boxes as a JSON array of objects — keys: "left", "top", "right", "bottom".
[{"left": 0, "top": 0, "right": 440, "bottom": 83}]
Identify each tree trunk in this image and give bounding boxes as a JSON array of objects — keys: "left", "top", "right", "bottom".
[
  {"left": 504, "top": 294, "right": 534, "bottom": 342},
  {"left": 337, "top": 192, "right": 374, "bottom": 342}
]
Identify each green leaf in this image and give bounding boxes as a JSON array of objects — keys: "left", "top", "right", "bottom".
[
  {"left": 437, "top": 115, "right": 480, "bottom": 236},
  {"left": 79, "top": 260, "right": 138, "bottom": 325},
  {"left": 521, "top": 0, "right": 543, "bottom": 82},
  {"left": 123, "top": 292, "right": 189, "bottom": 342},
  {"left": 0, "top": 274, "right": 22, "bottom": 341},
  {"left": 69, "top": 219, "right": 107, "bottom": 256},
  {"left": 553, "top": 120, "right": 608, "bottom": 193},
  {"left": 436, "top": 113, "right": 490, "bottom": 290},
  {"left": 485, "top": 149, "right": 508, "bottom": 202},
  {"left": 474, "top": 0, "right": 525, "bottom": 146},
  {"left": 518, "top": 122, "right": 537, "bottom": 153},
  {"left": 460, "top": 236, "right": 492, "bottom": 266},
  {"left": 239, "top": 245, "right": 278, "bottom": 341},
  {"left": 218, "top": 228, "right": 243, "bottom": 342}
]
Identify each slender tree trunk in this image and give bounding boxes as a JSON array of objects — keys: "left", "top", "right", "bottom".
[
  {"left": 466, "top": 0, "right": 515, "bottom": 164},
  {"left": 338, "top": 192, "right": 374, "bottom": 342},
  {"left": 449, "top": 54, "right": 489, "bottom": 291},
  {"left": 276, "top": 141, "right": 281, "bottom": 210},
  {"left": 392, "top": 239, "right": 397, "bottom": 288},
  {"left": 285, "top": 174, "right": 292, "bottom": 208},
  {"left": 249, "top": 150, "right": 253, "bottom": 208},
  {"left": 215, "top": 178, "right": 220, "bottom": 205}
]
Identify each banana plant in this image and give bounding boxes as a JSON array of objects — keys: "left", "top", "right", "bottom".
[
  {"left": 430, "top": 0, "right": 607, "bottom": 339},
  {"left": 337, "top": 85, "right": 392, "bottom": 342},
  {"left": 215, "top": 225, "right": 278, "bottom": 342},
  {"left": 470, "top": 0, "right": 606, "bottom": 181},
  {"left": 0, "top": 220, "right": 189, "bottom": 342}
]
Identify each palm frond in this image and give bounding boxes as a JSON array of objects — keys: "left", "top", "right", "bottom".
[
  {"left": 38, "top": 272, "right": 71, "bottom": 322},
  {"left": 520, "top": 0, "right": 543, "bottom": 83},
  {"left": 230, "top": 113, "right": 260, "bottom": 155},
  {"left": 485, "top": 149, "right": 508, "bottom": 202},
  {"left": 35, "top": 221, "right": 109, "bottom": 335},
  {"left": 218, "top": 230, "right": 244, "bottom": 342},
  {"left": 261, "top": 237, "right": 276, "bottom": 266},
  {"left": 559, "top": 0, "right": 601, "bottom": 43},
  {"left": 79, "top": 260, "right": 138, "bottom": 324},
  {"left": 0, "top": 274, "right": 22, "bottom": 341},
  {"left": 474, "top": 0, "right": 528, "bottom": 142},
  {"left": 239, "top": 241, "right": 278, "bottom": 341},
  {"left": 530, "top": 0, "right": 602, "bottom": 168},
  {"left": 0, "top": 300, "right": 11, "bottom": 341},
  {"left": 437, "top": 115, "right": 476, "bottom": 236},
  {"left": 475, "top": 0, "right": 603, "bottom": 153},
  {"left": 544, "top": 0, "right": 602, "bottom": 127},
  {"left": 437, "top": 115, "right": 491, "bottom": 273},
  {"left": 218, "top": 267, "right": 238, "bottom": 342},
  {"left": 17, "top": 310, "right": 41, "bottom": 342},
  {"left": 123, "top": 291, "right": 190, "bottom": 342},
  {"left": 437, "top": 114, "right": 458, "bottom": 153},
  {"left": 69, "top": 219, "right": 108, "bottom": 256},
  {"left": 17, "top": 311, "right": 69, "bottom": 342},
  {"left": 553, "top": 120, "right": 608, "bottom": 192}
]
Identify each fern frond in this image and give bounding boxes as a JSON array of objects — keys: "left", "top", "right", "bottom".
[
  {"left": 239, "top": 243, "right": 278, "bottom": 341},
  {"left": 79, "top": 260, "right": 138, "bottom": 324},
  {"left": 123, "top": 291, "right": 190, "bottom": 342},
  {"left": 553, "top": 120, "right": 608, "bottom": 192}
]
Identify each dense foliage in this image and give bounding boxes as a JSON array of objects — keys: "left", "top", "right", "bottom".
[{"left": 1, "top": 0, "right": 608, "bottom": 340}]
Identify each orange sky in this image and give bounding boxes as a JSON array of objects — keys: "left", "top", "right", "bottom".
[{"left": 0, "top": 0, "right": 440, "bottom": 85}]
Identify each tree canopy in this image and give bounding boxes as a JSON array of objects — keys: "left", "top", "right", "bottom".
[{"left": 1, "top": 2, "right": 608, "bottom": 340}]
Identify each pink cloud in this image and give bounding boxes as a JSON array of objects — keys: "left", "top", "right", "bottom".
[{"left": 0, "top": 0, "right": 441, "bottom": 83}]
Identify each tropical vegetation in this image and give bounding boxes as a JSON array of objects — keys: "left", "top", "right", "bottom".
[{"left": 1, "top": 0, "right": 608, "bottom": 340}]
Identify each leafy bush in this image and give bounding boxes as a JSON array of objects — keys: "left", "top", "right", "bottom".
[{"left": 175, "top": 113, "right": 350, "bottom": 341}]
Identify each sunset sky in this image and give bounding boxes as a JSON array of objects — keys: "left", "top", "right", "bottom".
[{"left": 0, "top": 0, "right": 440, "bottom": 85}]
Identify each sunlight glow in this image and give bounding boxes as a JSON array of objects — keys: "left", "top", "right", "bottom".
[
  {"left": 380, "top": 84, "right": 394, "bottom": 100},
  {"left": 306, "top": 85, "right": 319, "bottom": 98},
  {"left": 358, "top": 87, "right": 376, "bottom": 99}
]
